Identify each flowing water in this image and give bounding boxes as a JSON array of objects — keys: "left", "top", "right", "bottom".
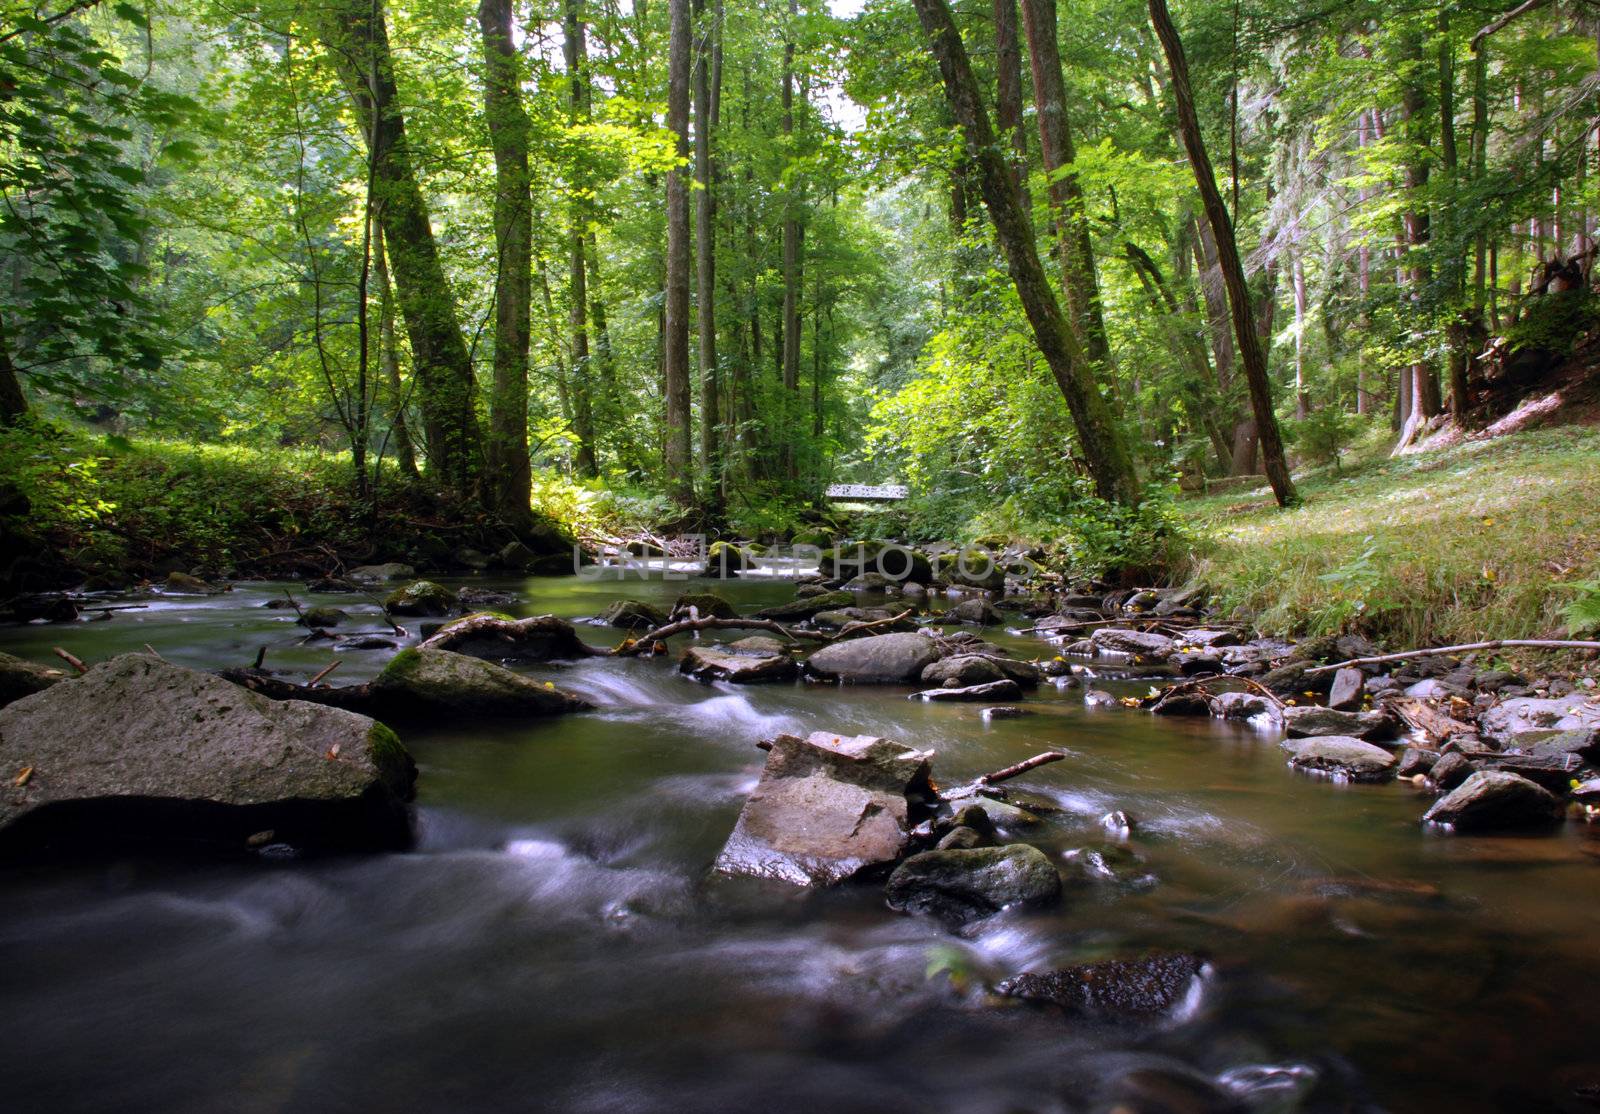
[{"left": 3, "top": 574, "right": 1600, "bottom": 1113}]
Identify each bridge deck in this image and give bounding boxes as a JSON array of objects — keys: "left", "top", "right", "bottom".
[{"left": 824, "top": 483, "right": 908, "bottom": 501}]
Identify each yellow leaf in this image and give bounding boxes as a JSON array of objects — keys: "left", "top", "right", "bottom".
[
  {"left": 13, "top": 766, "right": 33, "bottom": 787},
  {"left": 544, "top": 681, "right": 555, "bottom": 690}
]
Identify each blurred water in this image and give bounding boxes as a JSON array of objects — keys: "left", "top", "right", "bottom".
[{"left": 2, "top": 575, "right": 1600, "bottom": 1112}]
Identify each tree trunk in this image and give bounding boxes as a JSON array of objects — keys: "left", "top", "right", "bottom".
[
  {"left": 695, "top": 0, "right": 723, "bottom": 506},
  {"left": 0, "top": 309, "right": 28, "bottom": 424},
  {"left": 662, "top": 0, "right": 694, "bottom": 500},
  {"left": 780, "top": 0, "right": 804, "bottom": 480},
  {"left": 1291, "top": 252, "right": 1309, "bottom": 418},
  {"left": 1395, "top": 28, "right": 1438, "bottom": 453},
  {"left": 912, "top": 0, "right": 1140, "bottom": 506},
  {"left": 476, "top": 0, "right": 533, "bottom": 527},
  {"left": 564, "top": 0, "right": 599, "bottom": 478},
  {"left": 994, "top": 0, "right": 1029, "bottom": 214},
  {"left": 1019, "top": 0, "right": 1113, "bottom": 372},
  {"left": 373, "top": 224, "right": 418, "bottom": 478},
  {"left": 315, "top": 0, "right": 482, "bottom": 493},
  {"left": 1148, "top": 0, "right": 1294, "bottom": 505}
]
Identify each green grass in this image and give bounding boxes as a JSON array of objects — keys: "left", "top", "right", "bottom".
[{"left": 1182, "top": 424, "right": 1600, "bottom": 650}]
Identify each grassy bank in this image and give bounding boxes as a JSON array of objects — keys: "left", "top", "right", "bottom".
[{"left": 1182, "top": 425, "right": 1600, "bottom": 649}]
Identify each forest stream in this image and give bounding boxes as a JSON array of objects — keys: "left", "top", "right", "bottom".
[{"left": 2, "top": 574, "right": 1599, "bottom": 1113}]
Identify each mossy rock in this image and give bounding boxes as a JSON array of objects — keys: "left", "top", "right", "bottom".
[
  {"left": 384, "top": 580, "right": 458, "bottom": 617},
  {"left": 755, "top": 590, "right": 854, "bottom": 621},
  {"left": 300, "top": 606, "right": 349, "bottom": 629},
  {"left": 597, "top": 599, "right": 669, "bottom": 629},
  {"left": 372, "top": 647, "right": 591, "bottom": 718},
  {"left": 819, "top": 542, "right": 932, "bottom": 584},
  {"left": 670, "top": 592, "right": 737, "bottom": 621},
  {"left": 791, "top": 528, "right": 833, "bottom": 549},
  {"left": 704, "top": 540, "right": 756, "bottom": 576}
]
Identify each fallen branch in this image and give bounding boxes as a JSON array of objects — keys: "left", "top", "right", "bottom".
[
  {"left": 52, "top": 646, "right": 88, "bottom": 674},
  {"left": 976, "top": 750, "right": 1067, "bottom": 785},
  {"left": 611, "top": 615, "right": 830, "bottom": 656},
  {"left": 833, "top": 609, "right": 915, "bottom": 640},
  {"left": 1306, "top": 639, "right": 1600, "bottom": 676},
  {"left": 1155, "top": 674, "right": 1287, "bottom": 710},
  {"left": 308, "top": 660, "right": 342, "bottom": 686}
]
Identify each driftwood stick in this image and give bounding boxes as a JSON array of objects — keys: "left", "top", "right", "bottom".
[
  {"left": 1156, "top": 674, "right": 1287, "bottom": 709},
  {"left": 253, "top": 645, "right": 268, "bottom": 669},
  {"left": 833, "top": 609, "right": 915, "bottom": 640},
  {"left": 612, "top": 615, "right": 829, "bottom": 655},
  {"left": 142, "top": 643, "right": 165, "bottom": 661},
  {"left": 308, "top": 660, "right": 342, "bottom": 686},
  {"left": 1306, "top": 639, "right": 1600, "bottom": 676},
  {"left": 52, "top": 646, "right": 88, "bottom": 674},
  {"left": 977, "top": 750, "right": 1067, "bottom": 785}
]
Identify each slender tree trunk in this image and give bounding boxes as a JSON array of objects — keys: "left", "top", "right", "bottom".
[
  {"left": 0, "top": 310, "right": 28, "bottom": 424},
  {"left": 994, "top": 0, "right": 1029, "bottom": 214},
  {"left": 662, "top": 0, "right": 694, "bottom": 500},
  {"left": 1291, "top": 251, "right": 1309, "bottom": 418},
  {"left": 564, "top": 0, "right": 600, "bottom": 478},
  {"left": 315, "top": 0, "right": 482, "bottom": 493},
  {"left": 477, "top": 0, "right": 534, "bottom": 527},
  {"left": 780, "top": 0, "right": 805, "bottom": 480},
  {"left": 912, "top": 0, "right": 1140, "bottom": 506},
  {"left": 1148, "top": 0, "right": 1296, "bottom": 505},
  {"left": 374, "top": 224, "right": 418, "bottom": 478},
  {"left": 1395, "top": 28, "right": 1438, "bottom": 452},
  {"left": 695, "top": 0, "right": 723, "bottom": 505},
  {"left": 1019, "top": 0, "right": 1113, "bottom": 372}
]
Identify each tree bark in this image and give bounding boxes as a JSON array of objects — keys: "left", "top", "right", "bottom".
[
  {"left": 0, "top": 309, "right": 28, "bottom": 424},
  {"left": 995, "top": 0, "right": 1029, "bottom": 214},
  {"left": 780, "top": 0, "right": 805, "bottom": 480},
  {"left": 695, "top": 0, "right": 723, "bottom": 505},
  {"left": 373, "top": 224, "right": 418, "bottom": 478},
  {"left": 1148, "top": 0, "right": 1296, "bottom": 506},
  {"left": 663, "top": 0, "right": 694, "bottom": 500},
  {"left": 315, "top": 0, "right": 482, "bottom": 493},
  {"left": 912, "top": 0, "right": 1140, "bottom": 506},
  {"left": 477, "top": 0, "right": 534, "bottom": 527},
  {"left": 564, "top": 0, "right": 600, "bottom": 478},
  {"left": 1019, "top": 0, "right": 1113, "bottom": 372},
  {"left": 1394, "top": 28, "right": 1438, "bottom": 453}
]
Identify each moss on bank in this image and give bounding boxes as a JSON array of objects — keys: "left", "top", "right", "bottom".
[{"left": 1181, "top": 425, "right": 1600, "bottom": 649}]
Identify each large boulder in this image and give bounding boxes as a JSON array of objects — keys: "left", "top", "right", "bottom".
[
  {"left": 754, "top": 591, "right": 854, "bottom": 621},
  {"left": 0, "top": 652, "right": 65, "bottom": 710},
  {"left": 1208, "top": 690, "right": 1278, "bottom": 721},
  {"left": 805, "top": 632, "right": 943, "bottom": 684},
  {"left": 348, "top": 562, "right": 415, "bottom": 583},
  {"left": 679, "top": 637, "right": 798, "bottom": 684},
  {"left": 384, "top": 580, "right": 458, "bottom": 617},
  {"left": 713, "top": 732, "right": 933, "bottom": 886},
  {"left": 933, "top": 550, "right": 1006, "bottom": 591},
  {"left": 996, "top": 953, "right": 1205, "bottom": 1018},
  {"left": 370, "top": 648, "right": 590, "bottom": 717},
  {"left": 0, "top": 654, "right": 415, "bottom": 855},
  {"left": 1479, "top": 696, "right": 1600, "bottom": 746},
  {"left": 944, "top": 598, "right": 1001, "bottom": 626},
  {"left": 1282, "top": 704, "right": 1394, "bottom": 741},
  {"left": 669, "top": 592, "right": 737, "bottom": 621},
  {"left": 1422, "top": 771, "right": 1564, "bottom": 831},
  {"left": 596, "top": 599, "right": 668, "bottom": 630},
  {"left": 820, "top": 542, "right": 933, "bottom": 585},
  {"left": 1089, "top": 628, "right": 1175, "bottom": 660},
  {"left": 921, "top": 655, "right": 1006, "bottom": 688},
  {"left": 884, "top": 843, "right": 1061, "bottom": 925},
  {"left": 419, "top": 613, "right": 590, "bottom": 662},
  {"left": 1286, "top": 736, "right": 1398, "bottom": 782}
]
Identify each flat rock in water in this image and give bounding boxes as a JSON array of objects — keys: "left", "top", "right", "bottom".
[
  {"left": 996, "top": 953, "right": 1204, "bottom": 1018},
  {"left": 1423, "top": 771, "right": 1564, "bottom": 831},
  {"left": 384, "top": 580, "right": 458, "bottom": 617},
  {"left": 0, "top": 652, "right": 65, "bottom": 710},
  {"left": 348, "top": 562, "right": 416, "bottom": 583},
  {"left": 922, "top": 654, "right": 1007, "bottom": 688},
  {"left": 805, "top": 632, "right": 943, "bottom": 684},
  {"left": 713, "top": 732, "right": 933, "bottom": 886},
  {"left": 0, "top": 654, "right": 415, "bottom": 855},
  {"left": 912, "top": 679, "right": 1022, "bottom": 703},
  {"left": 669, "top": 592, "right": 738, "bottom": 621},
  {"left": 596, "top": 599, "right": 668, "bottom": 630},
  {"left": 370, "top": 648, "right": 590, "bottom": 717},
  {"left": 456, "top": 587, "right": 521, "bottom": 611},
  {"left": 1283, "top": 704, "right": 1393, "bottom": 741},
  {"left": 1479, "top": 696, "right": 1600, "bottom": 745},
  {"left": 884, "top": 843, "right": 1061, "bottom": 925},
  {"left": 419, "top": 613, "right": 589, "bottom": 662},
  {"left": 1208, "top": 691, "right": 1278, "bottom": 721},
  {"left": 1089, "top": 628, "right": 1175, "bottom": 660},
  {"left": 1176, "top": 628, "right": 1240, "bottom": 649},
  {"left": 944, "top": 599, "right": 1001, "bottom": 626},
  {"left": 1287, "top": 736, "right": 1398, "bottom": 782},
  {"left": 679, "top": 638, "right": 798, "bottom": 683},
  {"left": 754, "top": 591, "right": 855, "bottom": 621}
]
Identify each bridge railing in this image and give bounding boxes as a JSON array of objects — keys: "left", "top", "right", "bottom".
[{"left": 824, "top": 483, "right": 908, "bottom": 501}]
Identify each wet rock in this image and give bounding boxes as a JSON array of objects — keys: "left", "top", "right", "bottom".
[
  {"left": 981, "top": 706, "right": 1031, "bottom": 720},
  {"left": 944, "top": 598, "right": 1001, "bottom": 626},
  {"left": 1327, "top": 667, "right": 1366, "bottom": 711},
  {"left": 0, "top": 652, "right": 65, "bottom": 709},
  {"left": 306, "top": 577, "right": 357, "bottom": 594},
  {"left": 934, "top": 550, "right": 1006, "bottom": 591},
  {"left": 299, "top": 606, "right": 348, "bottom": 630},
  {"left": 1396, "top": 747, "right": 1439, "bottom": 778},
  {"left": 1176, "top": 652, "right": 1224, "bottom": 677},
  {"left": 805, "top": 632, "right": 943, "bottom": 684},
  {"left": 456, "top": 587, "right": 521, "bottom": 611},
  {"left": 1428, "top": 751, "right": 1475, "bottom": 791},
  {"left": 1423, "top": 771, "right": 1564, "bottom": 831},
  {"left": 0, "top": 654, "right": 415, "bottom": 854},
  {"left": 1478, "top": 752, "right": 1584, "bottom": 791},
  {"left": 922, "top": 655, "right": 1006, "bottom": 688},
  {"left": 680, "top": 637, "right": 798, "bottom": 684},
  {"left": 384, "top": 580, "right": 458, "bottom": 618},
  {"left": 348, "top": 562, "right": 416, "bottom": 583},
  {"left": 912, "top": 679, "right": 1023, "bottom": 703},
  {"left": 1089, "top": 628, "right": 1175, "bottom": 660},
  {"left": 1473, "top": 669, "right": 1526, "bottom": 693},
  {"left": 841, "top": 571, "right": 895, "bottom": 592},
  {"left": 1260, "top": 661, "right": 1324, "bottom": 698},
  {"left": 754, "top": 591, "right": 854, "bottom": 621},
  {"left": 996, "top": 953, "right": 1205, "bottom": 1018},
  {"left": 1101, "top": 809, "right": 1136, "bottom": 835},
  {"left": 493, "top": 541, "right": 541, "bottom": 571},
  {"left": 370, "top": 648, "right": 590, "bottom": 718},
  {"left": 596, "top": 599, "right": 668, "bottom": 630},
  {"left": 333, "top": 636, "right": 397, "bottom": 651},
  {"left": 1282, "top": 705, "right": 1394, "bottom": 741},
  {"left": 884, "top": 843, "right": 1061, "bottom": 925},
  {"left": 164, "top": 571, "right": 216, "bottom": 594},
  {"left": 1479, "top": 696, "right": 1600, "bottom": 744},
  {"left": 1152, "top": 690, "right": 1211, "bottom": 716},
  {"left": 1060, "top": 845, "right": 1156, "bottom": 888},
  {"left": 1286, "top": 736, "right": 1397, "bottom": 782},
  {"left": 703, "top": 540, "right": 754, "bottom": 577},
  {"left": 419, "top": 613, "right": 589, "bottom": 662},
  {"left": 819, "top": 542, "right": 933, "bottom": 585},
  {"left": 670, "top": 592, "right": 737, "bottom": 621},
  {"left": 1035, "top": 611, "right": 1105, "bottom": 634},
  {"left": 811, "top": 607, "right": 910, "bottom": 631},
  {"left": 794, "top": 583, "right": 833, "bottom": 599},
  {"left": 1177, "top": 628, "right": 1241, "bottom": 649},
  {"left": 1406, "top": 678, "right": 1471, "bottom": 701},
  {"left": 713, "top": 731, "right": 933, "bottom": 886},
  {"left": 1, "top": 593, "right": 79, "bottom": 623},
  {"left": 1521, "top": 726, "right": 1600, "bottom": 762},
  {"left": 1208, "top": 691, "right": 1277, "bottom": 720},
  {"left": 1084, "top": 688, "right": 1117, "bottom": 707},
  {"left": 1571, "top": 777, "right": 1600, "bottom": 803},
  {"left": 936, "top": 826, "right": 986, "bottom": 850}
]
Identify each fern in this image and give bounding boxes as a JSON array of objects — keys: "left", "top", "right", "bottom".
[{"left": 1561, "top": 578, "right": 1600, "bottom": 637}]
